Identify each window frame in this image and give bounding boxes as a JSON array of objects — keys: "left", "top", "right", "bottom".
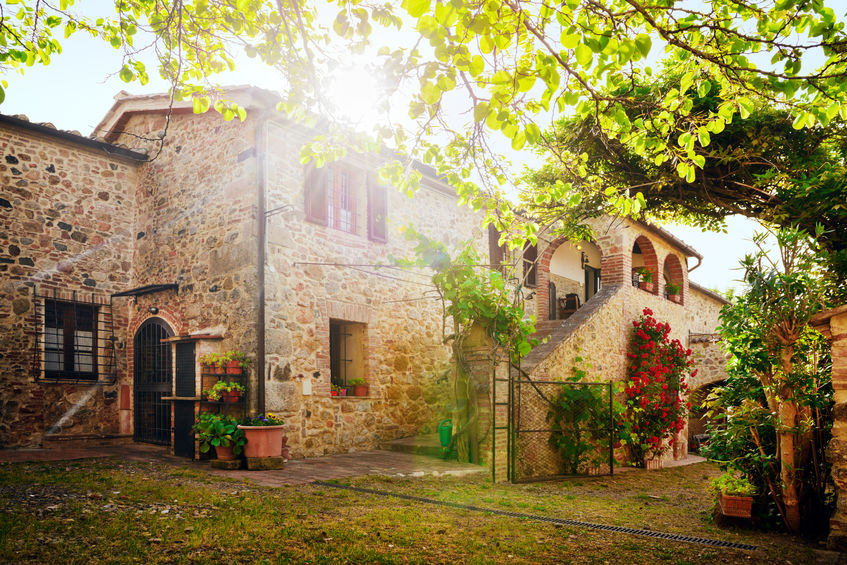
[{"left": 42, "top": 298, "right": 99, "bottom": 381}]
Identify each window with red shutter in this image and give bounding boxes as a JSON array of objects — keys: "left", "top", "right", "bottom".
[
  {"left": 367, "top": 177, "right": 388, "bottom": 243},
  {"left": 488, "top": 224, "right": 506, "bottom": 273},
  {"left": 523, "top": 243, "right": 538, "bottom": 287}
]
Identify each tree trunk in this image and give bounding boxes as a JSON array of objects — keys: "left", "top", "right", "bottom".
[{"left": 778, "top": 346, "right": 801, "bottom": 533}]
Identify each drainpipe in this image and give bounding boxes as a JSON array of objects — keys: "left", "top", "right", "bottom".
[
  {"left": 256, "top": 113, "right": 270, "bottom": 415},
  {"left": 687, "top": 255, "right": 703, "bottom": 273}
]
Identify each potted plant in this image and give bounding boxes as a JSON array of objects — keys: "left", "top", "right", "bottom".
[
  {"left": 238, "top": 413, "right": 285, "bottom": 458},
  {"left": 204, "top": 380, "right": 246, "bottom": 403},
  {"left": 349, "top": 377, "right": 368, "bottom": 397},
  {"left": 330, "top": 384, "right": 340, "bottom": 397},
  {"left": 221, "top": 350, "right": 249, "bottom": 375},
  {"left": 712, "top": 472, "right": 756, "bottom": 518},
  {"left": 199, "top": 352, "right": 224, "bottom": 375},
  {"left": 192, "top": 413, "right": 245, "bottom": 461},
  {"left": 665, "top": 281, "right": 681, "bottom": 303},
  {"left": 637, "top": 268, "right": 654, "bottom": 292}
]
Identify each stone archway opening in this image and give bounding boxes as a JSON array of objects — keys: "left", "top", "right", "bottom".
[
  {"left": 631, "top": 235, "right": 659, "bottom": 295},
  {"left": 663, "top": 253, "right": 685, "bottom": 305},
  {"left": 540, "top": 240, "right": 602, "bottom": 321},
  {"left": 687, "top": 380, "right": 725, "bottom": 454}
]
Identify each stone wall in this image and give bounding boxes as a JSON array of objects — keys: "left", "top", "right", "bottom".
[
  {"left": 111, "top": 110, "right": 262, "bottom": 398},
  {"left": 261, "top": 120, "right": 485, "bottom": 457},
  {"left": 0, "top": 121, "right": 140, "bottom": 446}
]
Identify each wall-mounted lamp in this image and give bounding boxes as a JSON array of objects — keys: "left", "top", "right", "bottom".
[
  {"left": 581, "top": 251, "right": 590, "bottom": 269},
  {"left": 147, "top": 306, "right": 159, "bottom": 315}
]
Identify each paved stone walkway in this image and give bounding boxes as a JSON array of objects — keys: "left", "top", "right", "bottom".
[{"left": 0, "top": 444, "right": 485, "bottom": 485}]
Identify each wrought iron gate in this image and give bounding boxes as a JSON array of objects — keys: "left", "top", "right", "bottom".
[
  {"left": 494, "top": 362, "right": 615, "bottom": 482},
  {"left": 133, "top": 318, "right": 173, "bottom": 445}
]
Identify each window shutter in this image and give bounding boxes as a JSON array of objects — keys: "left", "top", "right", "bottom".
[
  {"left": 523, "top": 243, "right": 538, "bottom": 287},
  {"left": 488, "top": 224, "right": 505, "bottom": 273},
  {"left": 304, "top": 166, "right": 329, "bottom": 225},
  {"left": 368, "top": 176, "right": 388, "bottom": 243}
]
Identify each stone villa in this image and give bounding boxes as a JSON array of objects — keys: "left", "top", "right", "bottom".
[{"left": 0, "top": 87, "right": 728, "bottom": 465}]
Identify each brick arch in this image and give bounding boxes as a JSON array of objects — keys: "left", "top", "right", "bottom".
[
  {"left": 663, "top": 253, "right": 686, "bottom": 305},
  {"left": 632, "top": 234, "right": 659, "bottom": 295},
  {"left": 535, "top": 237, "right": 603, "bottom": 321},
  {"left": 128, "top": 305, "right": 184, "bottom": 338}
]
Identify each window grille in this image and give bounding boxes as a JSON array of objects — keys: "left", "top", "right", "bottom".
[
  {"left": 329, "top": 320, "right": 353, "bottom": 386},
  {"left": 523, "top": 243, "right": 538, "bottom": 287},
  {"left": 32, "top": 287, "right": 117, "bottom": 384}
]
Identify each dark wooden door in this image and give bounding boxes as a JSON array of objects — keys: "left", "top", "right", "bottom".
[
  {"left": 133, "top": 318, "right": 173, "bottom": 445},
  {"left": 173, "top": 342, "right": 196, "bottom": 458}
]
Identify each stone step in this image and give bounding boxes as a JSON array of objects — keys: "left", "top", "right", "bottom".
[{"left": 380, "top": 434, "right": 444, "bottom": 458}]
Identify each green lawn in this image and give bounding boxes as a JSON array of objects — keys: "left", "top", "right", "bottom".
[{"left": 0, "top": 458, "right": 831, "bottom": 564}]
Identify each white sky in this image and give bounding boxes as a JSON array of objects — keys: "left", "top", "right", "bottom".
[{"left": 0, "top": 2, "right": 786, "bottom": 295}]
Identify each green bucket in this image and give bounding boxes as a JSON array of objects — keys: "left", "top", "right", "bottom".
[{"left": 438, "top": 419, "right": 453, "bottom": 447}]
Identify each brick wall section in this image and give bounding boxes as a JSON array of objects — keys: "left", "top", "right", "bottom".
[
  {"left": 0, "top": 122, "right": 140, "bottom": 446},
  {"left": 261, "top": 119, "right": 486, "bottom": 457}
]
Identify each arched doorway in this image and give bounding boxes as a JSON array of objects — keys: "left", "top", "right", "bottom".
[
  {"left": 631, "top": 235, "right": 659, "bottom": 294},
  {"left": 542, "top": 240, "right": 602, "bottom": 320},
  {"left": 133, "top": 317, "right": 173, "bottom": 445}
]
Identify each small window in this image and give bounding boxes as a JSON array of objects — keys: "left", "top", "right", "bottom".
[
  {"left": 329, "top": 319, "right": 366, "bottom": 388},
  {"left": 523, "top": 243, "right": 538, "bottom": 287},
  {"left": 367, "top": 177, "right": 388, "bottom": 243},
  {"left": 43, "top": 299, "right": 98, "bottom": 380},
  {"left": 305, "top": 165, "right": 358, "bottom": 233}
]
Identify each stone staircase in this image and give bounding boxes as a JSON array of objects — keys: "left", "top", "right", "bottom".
[{"left": 531, "top": 319, "right": 565, "bottom": 343}]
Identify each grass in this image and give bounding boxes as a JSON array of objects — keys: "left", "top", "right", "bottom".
[{"left": 0, "top": 458, "right": 831, "bottom": 564}]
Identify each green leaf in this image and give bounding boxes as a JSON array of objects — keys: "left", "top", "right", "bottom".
[
  {"left": 473, "top": 101, "right": 489, "bottom": 123},
  {"left": 575, "top": 43, "right": 592, "bottom": 67},
  {"left": 469, "top": 55, "right": 484, "bottom": 77},
  {"left": 119, "top": 65, "right": 134, "bottom": 83},
  {"left": 192, "top": 96, "right": 211, "bottom": 114},
  {"left": 792, "top": 112, "right": 806, "bottom": 129},
  {"left": 560, "top": 32, "right": 580, "bottom": 49},
  {"left": 421, "top": 81, "right": 440, "bottom": 104},
  {"left": 511, "top": 131, "right": 526, "bottom": 150},
  {"left": 404, "top": 0, "right": 429, "bottom": 18},
  {"left": 634, "top": 34, "right": 651, "bottom": 58}
]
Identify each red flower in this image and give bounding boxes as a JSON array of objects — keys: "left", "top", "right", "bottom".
[{"left": 643, "top": 308, "right": 653, "bottom": 316}]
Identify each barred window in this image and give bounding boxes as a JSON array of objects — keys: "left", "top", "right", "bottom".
[{"left": 44, "top": 300, "right": 98, "bottom": 380}]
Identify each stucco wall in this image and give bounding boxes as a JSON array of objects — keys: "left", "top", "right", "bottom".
[{"left": 0, "top": 122, "right": 139, "bottom": 446}]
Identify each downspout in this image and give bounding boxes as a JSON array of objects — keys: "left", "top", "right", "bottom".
[
  {"left": 256, "top": 112, "right": 270, "bottom": 415},
  {"left": 687, "top": 255, "right": 703, "bottom": 273}
]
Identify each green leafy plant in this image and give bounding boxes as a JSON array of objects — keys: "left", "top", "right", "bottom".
[
  {"left": 204, "top": 381, "right": 245, "bottom": 402},
  {"left": 192, "top": 413, "right": 245, "bottom": 456},
  {"left": 198, "top": 352, "right": 223, "bottom": 368},
  {"left": 637, "top": 268, "right": 653, "bottom": 283},
  {"left": 348, "top": 378, "right": 367, "bottom": 387},
  {"left": 547, "top": 357, "right": 622, "bottom": 474},
  {"left": 665, "top": 282, "right": 681, "bottom": 295},
  {"left": 703, "top": 226, "right": 834, "bottom": 534},
  {"left": 241, "top": 413, "right": 284, "bottom": 427},
  {"left": 221, "top": 350, "right": 250, "bottom": 369},
  {"left": 622, "top": 308, "right": 692, "bottom": 465},
  {"left": 711, "top": 472, "right": 758, "bottom": 498}
]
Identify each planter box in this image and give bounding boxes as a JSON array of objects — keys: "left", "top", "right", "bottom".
[
  {"left": 719, "top": 493, "right": 753, "bottom": 518},
  {"left": 238, "top": 424, "right": 284, "bottom": 458},
  {"left": 644, "top": 457, "right": 664, "bottom": 471},
  {"left": 639, "top": 282, "right": 654, "bottom": 293},
  {"left": 668, "top": 294, "right": 681, "bottom": 304}
]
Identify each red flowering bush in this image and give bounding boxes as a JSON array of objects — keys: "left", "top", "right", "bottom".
[{"left": 623, "top": 307, "right": 693, "bottom": 464}]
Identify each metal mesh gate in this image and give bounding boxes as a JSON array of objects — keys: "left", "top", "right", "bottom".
[
  {"left": 133, "top": 318, "right": 173, "bottom": 445},
  {"left": 495, "top": 363, "right": 615, "bottom": 483}
]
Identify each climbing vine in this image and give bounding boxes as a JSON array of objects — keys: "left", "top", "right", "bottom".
[
  {"left": 623, "top": 308, "right": 692, "bottom": 465},
  {"left": 395, "top": 227, "right": 535, "bottom": 463}
]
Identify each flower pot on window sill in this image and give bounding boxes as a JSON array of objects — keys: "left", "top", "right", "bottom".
[
  {"left": 719, "top": 493, "right": 753, "bottom": 518},
  {"left": 668, "top": 294, "right": 681, "bottom": 304},
  {"left": 639, "top": 282, "right": 654, "bottom": 293},
  {"left": 353, "top": 385, "right": 368, "bottom": 397},
  {"left": 331, "top": 390, "right": 338, "bottom": 397}
]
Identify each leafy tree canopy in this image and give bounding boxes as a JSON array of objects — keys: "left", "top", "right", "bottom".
[{"left": 3, "top": 0, "right": 847, "bottom": 241}]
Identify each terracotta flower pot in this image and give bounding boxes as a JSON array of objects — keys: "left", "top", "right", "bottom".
[
  {"left": 226, "top": 360, "right": 242, "bottom": 375},
  {"left": 223, "top": 390, "right": 242, "bottom": 404},
  {"left": 211, "top": 364, "right": 224, "bottom": 375},
  {"left": 238, "top": 425, "right": 284, "bottom": 458},
  {"left": 719, "top": 493, "right": 753, "bottom": 518},
  {"left": 215, "top": 444, "right": 236, "bottom": 461},
  {"left": 353, "top": 385, "right": 368, "bottom": 397},
  {"left": 331, "top": 390, "right": 338, "bottom": 397},
  {"left": 669, "top": 294, "right": 680, "bottom": 304},
  {"left": 639, "top": 281, "right": 654, "bottom": 293}
]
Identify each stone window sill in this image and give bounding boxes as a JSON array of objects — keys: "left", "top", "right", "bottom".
[{"left": 330, "top": 396, "right": 374, "bottom": 400}]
